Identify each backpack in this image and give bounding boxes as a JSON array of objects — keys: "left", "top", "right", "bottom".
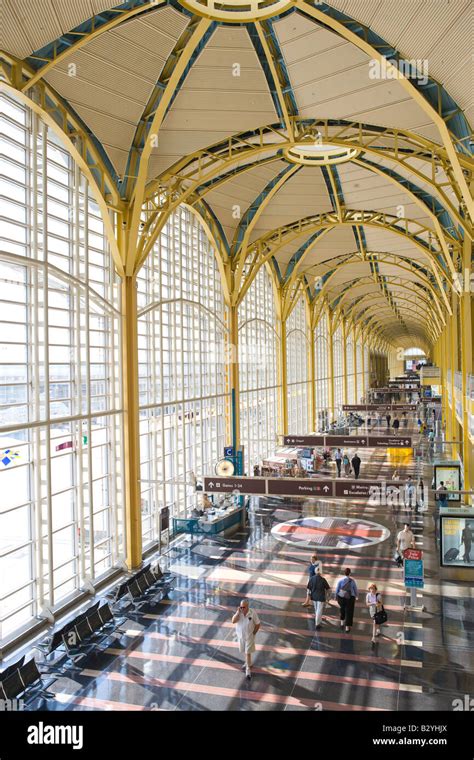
[
  {"left": 374, "top": 604, "right": 388, "bottom": 625},
  {"left": 341, "top": 578, "right": 352, "bottom": 599}
]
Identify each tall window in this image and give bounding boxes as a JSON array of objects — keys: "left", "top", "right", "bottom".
[
  {"left": 0, "top": 93, "right": 123, "bottom": 643},
  {"left": 346, "top": 333, "right": 355, "bottom": 404},
  {"left": 137, "top": 206, "right": 229, "bottom": 545},
  {"left": 314, "top": 312, "right": 329, "bottom": 427},
  {"left": 286, "top": 295, "right": 310, "bottom": 434},
  {"left": 333, "top": 322, "right": 344, "bottom": 412},
  {"left": 356, "top": 338, "right": 364, "bottom": 401},
  {"left": 239, "top": 266, "right": 280, "bottom": 471},
  {"left": 364, "top": 345, "right": 370, "bottom": 391}
]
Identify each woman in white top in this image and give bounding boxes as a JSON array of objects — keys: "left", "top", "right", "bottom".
[{"left": 366, "top": 583, "right": 383, "bottom": 644}]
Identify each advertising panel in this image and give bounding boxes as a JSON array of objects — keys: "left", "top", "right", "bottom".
[
  {"left": 434, "top": 464, "right": 461, "bottom": 502},
  {"left": 440, "top": 515, "right": 474, "bottom": 567}
]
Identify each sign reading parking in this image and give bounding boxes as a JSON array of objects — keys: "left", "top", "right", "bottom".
[{"left": 267, "top": 479, "right": 333, "bottom": 497}]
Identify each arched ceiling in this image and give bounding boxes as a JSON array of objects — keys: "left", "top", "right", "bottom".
[{"left": 1, "top": 0, "right": 473, "bottom": 351}]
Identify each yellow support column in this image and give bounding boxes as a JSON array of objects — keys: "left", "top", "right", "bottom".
[
  {"left": 361, "top": 332, "right": 367, "bottom": 398},
  {"left": 328, "top": 312, "right": 335, "bottom": 420},
  {"left": 460, "top": 235, "right": 473, "bottom": 502},
  {"left": 342, "top": 318, "right": 348, "bottom": 405},
  {"left": 229, "top": 304, "right": 240, "bottom": 451},
  {"left": 353, "top": 330, "right": 358, "bottom": 402},
  {"left": 121, "top": 275, "right": 142, "bottom": 569},
  {"left": 307, "top": 301, "right": 316, "bottom": 432},
  {"left": 280, "top": 317, "right": 289, "bottom": 434},
  {"left": 450, "top": 291, "right": 458, "bottom": 457}
]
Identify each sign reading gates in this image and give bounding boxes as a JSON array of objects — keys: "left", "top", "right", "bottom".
[{"left": 203, "top": 477, "right": 266, "bottom": 494}]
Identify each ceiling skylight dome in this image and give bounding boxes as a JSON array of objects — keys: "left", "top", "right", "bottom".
[
  {"left": 284, "top": 135, "right": 360, "bottom": 166},
  {"left": 178, "top": 0, "right": 294, "bottom": 22}
]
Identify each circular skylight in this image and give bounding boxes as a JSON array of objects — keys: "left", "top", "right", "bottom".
[
  {"left": 178, "top": 0, "right": 293, "bottom": 22},
  {"left": 284, "top": 141, "right": 359, "bottom": 166}
]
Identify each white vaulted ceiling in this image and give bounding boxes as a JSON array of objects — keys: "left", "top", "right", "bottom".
[{"left": 2, "top": 0, "right": 471, "bottom": 347}]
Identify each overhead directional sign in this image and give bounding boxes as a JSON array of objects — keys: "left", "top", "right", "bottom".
[
  {"left": 203, "top": 477, "right": 266, "bottom": 494},
  {"left": 283, "top": 434, "right": 412, "bottom": 448},
  {"left": 342, "top": 404, "right": 416, "bottom": 412},
  {"left": 267, "top": 479, "right": 333, "bottom": 497},
  {"left": 204, "top": 476, "right": 406, "bottom": 499}
]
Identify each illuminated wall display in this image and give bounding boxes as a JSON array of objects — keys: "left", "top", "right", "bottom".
[{"left": 440, "top": 516, "right": 474, "bottom": 567}]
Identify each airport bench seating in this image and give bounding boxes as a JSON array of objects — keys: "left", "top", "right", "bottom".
[{"left": 0, "top": 658, "right": 56, "bottom": 706}]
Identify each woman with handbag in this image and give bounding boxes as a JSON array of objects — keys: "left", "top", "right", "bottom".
[{"left": 366, "top": 583, "right": 386, "bottom": 645}]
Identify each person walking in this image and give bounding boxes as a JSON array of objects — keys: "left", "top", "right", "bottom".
[
  {"left": 342, "top": 451, "right": 351, "bottom": 476},
  {"left": 351, "top": 452, "right": 361, "bottom": 479},
  {"left": 392, "top": 417, "right": 400, "bottom": 434},
  {"left": 335, "top": 568, "right": 358, "bottom": 633},
  {"left": 386, "top": 412, "right": 392, "bottom": 429},
  {"left": 417, "top": 478, "right": 425, "bottom": 512},
  {"left": 366, "top": 583, "right": 384, "bottom": 644},
  {"left": 302, "top": 553, "right": 323, "bottom": 607},
  {"left": 404, "top": 476, "right": 416, "bottom": 509},
  {"left": 334, "top": 447, "right": 342, "bottom": 477},
  {"left": 402, "top": 412, "right": 408, "bottom": 428},
  {"left": 231, "top": 598, "right": 261, "bottom": 680},
  {"left": 307, "top": 567, "right": 331, "bottom": 630},
  {"left": 367, "top": 415, "right": 371, "bottom": 431},
  {"left": 397, "top": 523, "right": 416, "bottom": 557}
]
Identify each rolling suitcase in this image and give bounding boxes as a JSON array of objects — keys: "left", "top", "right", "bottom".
[{"left": 444, "top": 547, "right": 459, "bottom": 562}]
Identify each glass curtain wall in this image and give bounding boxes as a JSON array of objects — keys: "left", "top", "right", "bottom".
[
  {"left": 137, "top": 206, "right": 230, "bottom": 545},
  {"left": 346, "top": 331, "right": 355, "bottom": 404},
  {"left": 364, "top": 345, "right": 370, "bottom": 391},
  {"left": 356, "top": 337, "right": 364, "bottom": 402},
  {"left": 286, "top": 295, "right": 310, "bottom": 434},
  {"left": 239, "top": 266, "right": 280, "bottom": 472},
  {"left": 314, "top": 312, "right": 329, "bottom": 429},
  {"left": 333, "top": 322, "right": 344, "bottom": 412},
  {"left": 0, "top": 93, "right": 123, "bottom": 643}
]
